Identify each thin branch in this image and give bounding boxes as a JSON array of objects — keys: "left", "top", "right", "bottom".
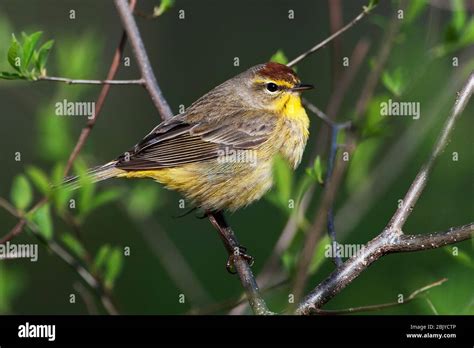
[
  {"left": 297, "top": 223, "right": 473, "bottom": 315},
  {"left": 296, "top": 72, "right": 474, "bottom": 314},
  {"left": 313, "top": 278, "right": 448, "bottom": 314},
  {"left": 389, "top": 72, "right": 474, "bottom": 230},
  {"left": 73, "top": 281, "right": 99, "bottom": 315},
  {"left": 36, "top": 76, "right": 144, "bottom": 85},
  {"left": 114, "top": 0, "right": 173, "bottom": 120},
  {"left": 1, "top": 201, "right": 119, "bottom": 315},
  {"left": 27, "top": 221, "right": 120, "bottom": 315},
  {"left": 287, "top": 3, "right": 376, "bottom": 67},
  {"left": 208, "top": 212, "right": 274, "bottom": 315}
]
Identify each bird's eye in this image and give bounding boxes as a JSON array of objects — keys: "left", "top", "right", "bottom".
[{"left": 265, "top": 82, "right": 279, "bottom": 93}]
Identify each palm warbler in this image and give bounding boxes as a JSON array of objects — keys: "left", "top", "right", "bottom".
[{"left": 66, "top": 62, "right": 313, "bottom": 212}]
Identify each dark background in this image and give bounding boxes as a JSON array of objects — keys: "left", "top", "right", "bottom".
[{"left": 0, "top": 0, "right": 473, "bottom": 315}]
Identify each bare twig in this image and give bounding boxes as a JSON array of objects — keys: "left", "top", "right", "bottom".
[
  {"left": 114, "top": 0, "right": 173, "bottom": 119},
  {"left": 287, "top": 3, "right": 376, "bottom": 67},
  {"left": 73, "top": 282, "right": 99, "bottom": 315},
  {"left": 37, "top": 76, "right": 144, "bottom": 85},
  {"left": 296, "top": 72, "right": 474, "bottom": 314},
  {"left": 208, "top": 212, "right": 273, "bottom": 315},
  {"left": 1, "top": 202, "right": 119, "bottom": 315},
  {"left": 314, "top": 278, "right": 448, "bottom": 314}
]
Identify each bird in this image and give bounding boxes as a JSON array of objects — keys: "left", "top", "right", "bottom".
[{"left": 64, "top": 62, "right": 313, "bottom": 214}]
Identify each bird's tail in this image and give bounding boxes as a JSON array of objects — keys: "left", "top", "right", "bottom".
[{"left": 61, "top": 161, "right": 124, "bottom": 190}]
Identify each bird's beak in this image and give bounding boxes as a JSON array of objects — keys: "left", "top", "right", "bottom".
[{"left": 291, "top": 83, "right": 314, "bottom": 92}]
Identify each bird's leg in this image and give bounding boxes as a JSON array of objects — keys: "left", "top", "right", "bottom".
[{"left": 207, "top": 211, "right": 254, "bottom": 274}]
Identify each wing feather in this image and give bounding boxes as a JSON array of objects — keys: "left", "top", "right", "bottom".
[{"left": 115, "top": 110, "right": 275, "bottom": 171}]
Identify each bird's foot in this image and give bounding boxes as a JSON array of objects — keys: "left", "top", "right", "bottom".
[{"left": 226, "top": 245, "right": 254, "bottom": 274}]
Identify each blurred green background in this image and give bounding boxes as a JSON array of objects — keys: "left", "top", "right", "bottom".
[{"left": 0, "top": 0, "right": 473, "bottom": 315}]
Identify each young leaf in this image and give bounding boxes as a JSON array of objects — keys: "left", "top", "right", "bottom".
[
  {"left": 10, "top": 175, "right": 33, "bottom": 211},
  {"left": 50, "top": 163, "right": 73, "bottom": 214},
  {"left": 60, "top": 232, "right": 86, "bottom": 260},
  {"left": 270, "top": 49, "right": 289, "bottom": 65},
  {"left": 272, "top": 155, "right": 293, "bottom": 206},
  {"left": 7, "top": 34, "right": 22, "bottom": 73},
  {"left": 382, "top": 67, "right": 405, "bottom": 97},
  {"left": 36, "top": 39, "right": 54, "bottom": 74},
  {"left": 104, "top": 248, "right": 124, "bottom": 289},
  {"left": 30, "top": 204, "right": 53, "bottom": 240},
  {"left": 405, "top": 0, "right": 427, "bottom": 24},
  {"left": 26, "top": 166, "right": 51, "bottom": 195},
  {"left": 89, "top": 189, "right": 123, "bottom": 212},
  {"left": 94, "top": 244, "right": 111, "bottom": 273},
  {"left": 309, "top": 235, "right": 330, "bottom": 274},
  {"left": 75, "top": 161, "right": 95, "bottom": 217},
  {"left": 306, "top": 156, "right": 325, "bottom": 184},
  {"left": 0, "top": 71, "right": 23, "bottom": 80},
  {"left": 21, "top": 31, "right": 42, "bottom": 69},
  {"left": 127, "top": 182, "right": 161, "bottom": 219},
  {"left": 153, "top": 0, "right": 175, "bottom": 17}
]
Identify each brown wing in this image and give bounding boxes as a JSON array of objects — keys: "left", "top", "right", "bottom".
[{"left": 115, "top": 111, "right": 275, "bottom": 171}]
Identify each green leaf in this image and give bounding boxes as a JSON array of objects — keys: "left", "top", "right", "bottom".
[
  {"left": 406, "top": 0, "right": 427, "bottom": 24},
  {"left": 363, "top": 0, "right": 379, "bottom": 12},
  {"left": 26, "top": 166, "right": 51, "bottom": 195},
  {"left": 153, "top": 0, "right": 175, "bottom": 17},
  {"left": 266, "top": 156, "right": 293, "bottom": 210},
  {"left": 93, "top": 244, "right": 111, "bottom": 273},
  {"left": 75, "top": 160, "right": 95, "bottom": 217},
  {"left": 362, "top": 94, "right": 390, "bottom": 138},
  {"left": 270, "top": 49, "right": 288, "bottom": 65},
  {"left": 30, "top": 204, "right": 53, "bottom": 240},
  {"left": 0, "top": 264, "right": 24, "bottom": 313},
  {"left": 104, "top": 248, "right": 124, "bottom": 289},
  {"left": 60, "top": 232, "right": 86, "bottom": 259},
  {"left": 22, "top": 31, "right": 42, "bottom": 69},
  {"left": 459, "top": 18, "right": 474, "bottom": 46},
  {"left": 36, "top": 39, "right": 54, "bottom": 74},
  {"left": 10, "top": 175, "right": 33, "bottom": 211},
  {"left": 346, "top": 137, "right": 381, "bottom": 192},
  {"left": 306, "top": 156, "right": 325, "bottom": 184},
  {"left": 7, "top": 34, "right": 22, "bottom": 73},
  {"left": 38, "top": 106, "right": 72, "bottom": 161},
  {"left": 282, "top": 249, "right": 297, "bottom": 273},
  {"left": 313, "top": 156, "right": 324, "bottom": 184},
  {"left": 127, "top": 182, "right": 162, "bottom": 219},
  {"left": 452, "top": 0, "right": 466, "bottom": 33},
  {"left": 309, "top": 235, "right": 330, "bottom": 274},
  {"left": 444, "top": 247, "right": 474, "bottom": 269},
  {"left": 50, "top": 163, "right": 73, "bottom": 214},
  {"left": 89, "top": 188, "right": 123, "bottom": 212},
  {"left": 0, "top": 71, "right": 23, "bottom": 80},
  {"left": 382, "top": 67, "right": 405, "bottom": 97}
]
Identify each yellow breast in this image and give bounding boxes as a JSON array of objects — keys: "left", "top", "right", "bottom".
[{"left": 274, "top": 94, "right": 310, "bottom": 168}]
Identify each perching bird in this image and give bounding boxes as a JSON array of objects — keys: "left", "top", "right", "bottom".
[{"left": 65, "top": 62, "right": 313, "bottom": 212}]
